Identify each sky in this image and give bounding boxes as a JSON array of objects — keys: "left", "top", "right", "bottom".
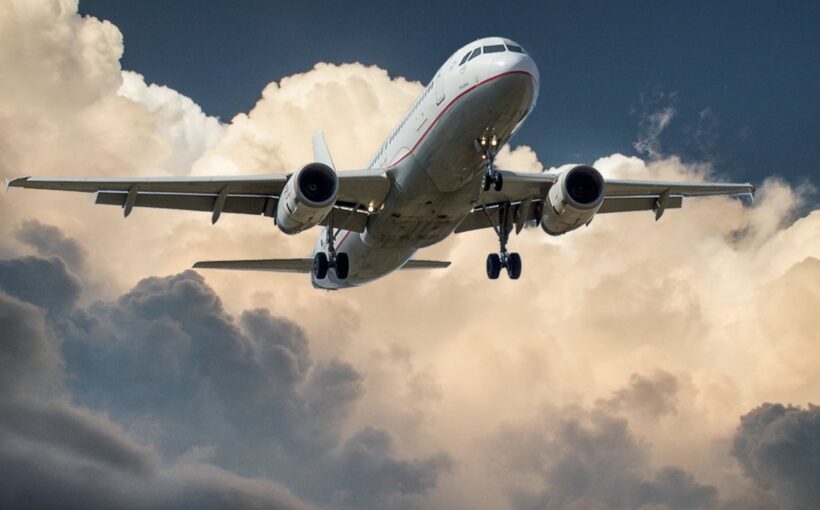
[
  {"left": 80, "top": 0, "right": 820, "bottom": 190},
  {"left": 0, "top": 1, "right": 819, "bottom": 510}
]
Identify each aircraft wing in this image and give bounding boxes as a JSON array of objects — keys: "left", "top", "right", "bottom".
[
  {"left": 7, "top": 169, "right": 391, "bottom": 233},
  {"left": 456, "top": 170, "right": 755, "bottom": 233}
]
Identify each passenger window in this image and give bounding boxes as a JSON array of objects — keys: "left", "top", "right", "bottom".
[
  {"left": 459, "top": 52, "right": 471, "bottom": 65},
  {"left": 506, "top": 44, "right": 524, "bottom": 53},
  {"left": 483, "top": 44, "right": 506, "bottom": 54},
  {"left": 468, "top": 47, "right": 482, "bottom": 61}
]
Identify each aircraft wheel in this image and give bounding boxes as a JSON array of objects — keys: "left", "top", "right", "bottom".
[
  {"left": 486, "top": 253, "right": 501, "bottom": 280},
  {"left": 493, "top": 172, "right": 503, "bottom": 191},
  {"left": 483, "top": 174, "right": 492, "bottom": 191},
  {"left": 506, "top": 252, "right": 522, "bottom": 280},
  {"left": 313, "top": 252, "right": 329, "bottom": 279},
  {"left": 335, "top": 252, "right": 350, "bottom": 280}
]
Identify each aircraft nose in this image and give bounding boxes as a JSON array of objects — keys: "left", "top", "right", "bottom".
[{"left": 485, "top": 51, "right": 540, "bottom": 106}]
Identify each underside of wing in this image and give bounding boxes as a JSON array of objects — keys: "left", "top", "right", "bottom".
[
  {"left": 400, "top": 259, "right": 451, "bottom": 269},
  {"left": 193, "top": 258, "right": 314, "bottom": 273}
]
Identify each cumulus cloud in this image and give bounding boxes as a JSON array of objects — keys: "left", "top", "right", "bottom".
[{"left": 0, "top": 1, "right": 819, "bottom": 509}]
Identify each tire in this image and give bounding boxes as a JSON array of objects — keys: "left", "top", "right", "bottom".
[
  {"left": 483, "top": 174, "right": 491, "bottom": 191},
  {"left": 507, "top": 252, "right": 522, "bottom": 280},
  {"left": 313, "top": 252, "right": 329, "bottom": 279},
  {"left": 335, "top": 252, "right": 350, "bottom": 280},
  {"left": 493, "top": 172, "right": 503, "bottom": 191},
  {"left": 486, "top": 253, "right": 501, "bottom": 280}
]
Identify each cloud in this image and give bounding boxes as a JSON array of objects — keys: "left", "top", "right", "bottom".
[
  {"left": 0, "top": 286, "right": 311, "bottom": 509},
  {"left": 600, "top": 370, "right": 680, "bottom": 420},
  {"left": 495, "top": 404, "right": 718, "bottom": 510},
  {"left": 632, "top": 87, "right": 678, "bottom": 159},
  {"left": 732, "top": 403, "right": 820, "bottom": 510},
  {"left": 15, "top": 219, "right": 87, "bottom": 271},
  {"left": 118, "top": 71, "right": 225, "bottom": 175},
  {"left": 0, "top": 246, "right": 450, "bottom": 509},
  {"left": 0, "top": 255, "right": 80, "bottom": 314}
]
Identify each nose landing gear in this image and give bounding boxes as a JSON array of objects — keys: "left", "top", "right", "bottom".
[
  {"left": 482, "top": 202, "right": 522, "bottom": 280},
  {"left": 476, "top": 135, "right": 503, "bottom": 192},
  {"left": 313, "top": 223, "right": 349, "bottom": 280}
]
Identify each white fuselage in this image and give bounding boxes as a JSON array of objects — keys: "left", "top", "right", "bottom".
[{"left": 313, "top": 37, "right": 540, "bottom": 289}]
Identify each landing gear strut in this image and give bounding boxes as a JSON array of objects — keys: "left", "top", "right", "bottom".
[
  {"left": 313, "top": 222, "right": 349, "bottom": 280},
  {"left": 482, "top": 202, "right": 522, "bottom": 280},
  {"left": 476, "top": 135, "right": 503, "bottom": 192}
]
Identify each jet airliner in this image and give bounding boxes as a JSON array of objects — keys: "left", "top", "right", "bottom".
[{"left": 8, "top": 37, "right": 754, "bottom": 289}]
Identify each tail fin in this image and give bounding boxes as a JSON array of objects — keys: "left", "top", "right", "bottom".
[{"left": 312, "top": 130, "right": 336, "bottom": 170}]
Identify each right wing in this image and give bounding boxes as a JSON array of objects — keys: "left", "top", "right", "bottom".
[{"left": 7, "top": 169, "right": 391, "bottom": 233}]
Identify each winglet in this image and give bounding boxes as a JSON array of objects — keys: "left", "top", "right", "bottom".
[{"left": 312, "top": 130, "right": 336, "bottom": 170}]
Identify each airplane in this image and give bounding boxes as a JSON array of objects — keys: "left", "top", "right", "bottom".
[{"left": 8, "top": 37, "right": 754, "bottom": 290}]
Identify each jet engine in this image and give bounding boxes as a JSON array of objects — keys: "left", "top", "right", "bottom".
[
  {"left": 276, "top": 163, "right": 338, "bottom": 235},
  {"left": 541, "top": 165, "right": 605, "bottom": 235}
]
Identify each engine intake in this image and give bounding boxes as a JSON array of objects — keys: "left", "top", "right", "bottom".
[
  {"left": 276, "top": 162, "right": 338, "bottom": 235},
  {"left": 541, "top": 165, "right": 604, "bottom": 236}
]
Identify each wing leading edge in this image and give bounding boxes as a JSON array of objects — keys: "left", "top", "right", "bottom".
[
  {"left": 8, "top": 169, "right": 391, "bottom": 233},
  {"left": 456, "top": 170, "right": 754, "bottom": 234}
]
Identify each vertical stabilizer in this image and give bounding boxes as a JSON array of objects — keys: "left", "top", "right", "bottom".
[{"left": 312, "top": 130, "right": 336, "bottom": 170}]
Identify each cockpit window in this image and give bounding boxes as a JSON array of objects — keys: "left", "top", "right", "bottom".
[
  {"left": 506, "top": 44, "right": 524, "bottom": 53},
  {"left": 468, "top": 47, "right": 482, "bottom": 61},
  {"left": 459, "top": 51, "right": 471, "bottom": 65},
  {"left": 483, "top": 44, "right": 506, "bottom": 54}
]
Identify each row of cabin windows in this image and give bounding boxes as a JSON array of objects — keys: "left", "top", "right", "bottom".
[{"left": 458, "top": 43, "right": 525, "bottom": 65}]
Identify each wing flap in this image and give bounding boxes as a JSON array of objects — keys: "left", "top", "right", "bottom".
[
  {"left": 598, "top": 195, "right": 683, "bottom": 214},
  {"left": 95, "top": 191, "right": 275, "bottom": 216}
]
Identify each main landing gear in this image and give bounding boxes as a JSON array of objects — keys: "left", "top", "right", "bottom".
[
  {"left": 483, "top": 202, "right": 522, "bottom": 280},
  {"left": 476, "top": 135, "right": 503, "bottom": 192},
  {"left": 313, "top": 224, "right": 349, "bottom": 280}
]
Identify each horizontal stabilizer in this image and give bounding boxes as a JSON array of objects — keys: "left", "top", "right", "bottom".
[
  {"left": 193, "top": 258, "right": 313, "bottom": 273},
  {"left": 193, "top": 258, "right": 451, "bottom": 273},
  {"left": 401, "top": 259, "right": 451, "bottom": 269}
]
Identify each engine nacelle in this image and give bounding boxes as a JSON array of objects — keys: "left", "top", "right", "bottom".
[
  {"left": 541, "top": 165, "right": 605, "bottom": 236},
  {"left": 276, "top": 162, "right": 338, "bottom": 235}
]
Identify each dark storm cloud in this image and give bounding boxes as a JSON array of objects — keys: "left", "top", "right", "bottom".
[
  {"left": 0, "top": 245, "right": 450, "bottom": 509},
  {"left": 732, "top": 403, "right": 820, "bottom": 510},
  {"left": 0, "top": 292, "right": 60, "bottom": 394},
  {"left": 62, "top": 270, "right": 449, "bottom": 505},
  {"left": 15, "top": 219, "right": 87, "bottom": 271},
  {"left": 319, "top": 426, "right": 452, "bottom": 509},
  {"left": 62, "top": 271, "right": 362, "bottom": 463},
  {"left": 0, "top": 287, "right": 310, "bottom": 510},
  {"left": 0, "top": 255, "right": 80, "bottom": 313},
  {"left": 601, "top": 370, "right": 680, "bottom": 420},
  {"left": 498, "top": 406, "right": 718, "bottom": 510}
]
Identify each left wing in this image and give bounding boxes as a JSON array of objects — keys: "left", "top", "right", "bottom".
[
  {"left": 456, "top": 170, "right": 755, "bottom": 233},
  {"left": 7, "top": 169, "right": 391, "bottom": 233}
]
